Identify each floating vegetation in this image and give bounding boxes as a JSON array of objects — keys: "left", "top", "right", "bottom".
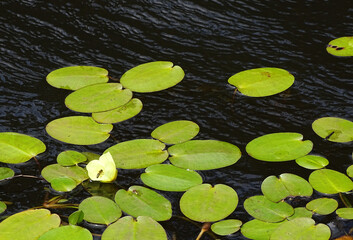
[
  {"left": 326, "top": 37, "right": 353, "bottom": 57},
  {"left": 312, "top": 117, "right": 353, "bottom": 143}
]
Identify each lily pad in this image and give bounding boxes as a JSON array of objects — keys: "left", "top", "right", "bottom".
[
  {"left": 244, "top": 195, "right": 294, "bottom": 222},
  {"left": 312, "top": 117, "right": 353, "bottom": 143},
  {"left": 151, "top": 120, "right": 200, "bottom": 144},
  {"left": 211, "top": 219, "right": 242, "bottom": 236},
  {"left": 79, "top": 196, "right": 122, "bottom": 225},
  {"left": 168, "top": 140, "right": 241, "bottom": 170},
  {"left": 287, "top": 207, "right": 313, "bottom": 220},
  {"left": 120, "top": 61, "right": 184, "bottom": 93},
  {"left": 261, "top": 173, "right": 313, "bottom": 202},
  {"left": 0, "top": 167, "right": 15, "bottom": 180},
  {"left": 38, "top": 225, "right": 92, "bottom": 240},
  {"left": 115, "top": 186, "right": 172, "bottom": 221},
  {"left": 347, "top": 165, "right": 353, "bottom": 178},
  {"left": 228, "top": 67, "right": 294, "bottom": 97},
  {"left": 336, "top": 208, "right": 353, "bottom": 219},
  {"left": 46, "top": 116, "right": 113, "bottom": 145},
  {"left": 270, "top": 217, "right": 331, "bottom": 240},
  {"left": 69, "top": 210, "right": 84, "bottom": 225},
  {"left": 102, "top": 216, "right": 167, "bottom": 240},
  {"left": 50, "top": 177, "right": 78, "bottom": 192},
  {"left": 140, "top": 164, "right": 203, "bottom": 192},
  {"left": 65, "top": 83, "right": 132, "bottom": 113},
  {"left": 86, "top": 152, "right": 117, "bottom": 183},
  {"left": 92, "top": 98, "right": 143, "bottom": 124},
  {"left": 306, "top": 198, "right": 338, "bottom": 215},
  {"left": 46, "top": 66, "right": 108, "bottom": 90},
  {"left": 57, "top": 150, "right": 87, "bottom": 166},
  {"left": 0, "top": 209, "right": 60, "bottom": 240},
  {"left": 326, "top": 37, "right": 353, "bottom": 57},
  {"left": 241, "top": 219, "right": 283, "bottom": 240},
  {"left": 180, "top": 184, "right": 238, "bottom": 222},
  {"left": 104, "top": 139, "right": 168, "bottom": 169},
  {"left": 309, "top": 169, "right": 353, "bottom": 194},
  {"left": 295, "top": 155, "right": 329, "bottom": 170},
  {"left": 81, "top": 152, "right": 100, "bottom": 162},
  {"left": 246, "top": 132, "right": 313, "bottom": 162},
  {"left": 0, "top": 132, "right": 46, "bottom": 164},
  {"left": 0, "top": 201, "right": 6, "bottom": 214}
]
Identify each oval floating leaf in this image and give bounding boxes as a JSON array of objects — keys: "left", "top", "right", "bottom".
[
  {"left": 326, "top": 37, "right": 353, "bottom": 57},
  {"left": 287, "top": 207, "right": 313, "bottom": 220},
  {"left": 347, "top": 165, "right": 353, "bottom": 178},
  {"left": 309, "top": 169, "right": 353, "bottom": 194},
  {"left": 0, "top": 201, "right": 7, "bottom": 214},
  {"left": 86, "top": 152, "right": 117, "bottom": 183},
  {"left": 228, "top": 67, "right": 294, "bottom": 97},
  {"left": 169, "top": 140, "right": 241, "bottom": 170},
  {"left": 141, "top": 164, "right": 203, "bottom": 192},
  {"left": 104, "top": 139, "right": 168, "bottom": 169},
  {"left": 244, "top": 195, "right": 294, "bottom": 223},
  {"left": 295, "top": 155, "right": 329, "bottom": 170},
  {"left": 0, "top": 132, "right": 46, "bottom": 164},
  {"left": 0, "top": 209, "right": 60, "bottom": 240},
  {"left": 261, "top": 173, "right": 313, "bottom": 202},
  {"left": 46, "top": 66, "right": 108, "bottom": 90},
  {"left": 241, "top": 219, "right": 283, "bottom": 240},
  {"left": 65, "top": 83, "right": 132, "bottom": 113},
  {"left": 270, "top": 217, "right": 331, "bottom": 240},
  {"left": 57, "top": 150, "right": 87, "bottom": 166},
  {"left": 120, "top": 61, "right": 184, "bottom": 93},
  {"left": 246, "top": 132, "right": 313, "bottom": 162},
  {"left": 151, "top": 120, "right": 200, "bottom": 144},
  {"left": 79, "top": 196, "right": 122, "bottom": 225},
  {"left": 38, "top": 225, "right": 92, "bottom": 240},
  {"left": 211, "top": 219, "right": 242, "bottom": 236},
  {"left": 42, "top": 164, "right": 88, "bottom": 184},
  {"left": 115, "top": 186, "right": 172, "bottom": 221},
  {"left": 180, "top": 184, "right": 238, "bottom": 222},
  {"left": 69, "top": 210, "right": 84, "bottom": 225},
  {"left": 306, "top": 198, "right": 338, "bottom": 215},
  {"left": 0, "top": 167, "right": 14, "bottom": 180},
  {"left": 336, "top": 208, "right": 353, "bottom": 219},
  {"left": 312, "top": 117, "right": 353, "bottom": 143},
  {"left": 50, "top": 177, "right": 78, "bottom": 192},
  {"left": 102, "top": 216, "right": 167, "bottom": 240},
  {"left": 92, "top": 98, "right": 143, "bottom": 124},
  {"left": 46, "top": 116, "right": 113, "bottom": 145}
]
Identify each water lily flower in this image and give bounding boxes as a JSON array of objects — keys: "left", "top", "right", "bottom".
[{"left": 86, "top": 152, "right": 117, "bottom": 183}]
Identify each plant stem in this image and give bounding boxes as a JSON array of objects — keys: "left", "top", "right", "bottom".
[
  {"left": 1, "top": 174, "right": 42, "bottom": 182},
  {"left": 231, "top": 88, "right": 238, "bottom": 104},
  {"left": 196, "top": 222, "right": 211, "bottom": 240},
  {"left": 33, "top": 156, "right": 42, "bottom": 170},
  {"left": 172, "top": 216, "right": 217, "bottom": 239},
  {"left": 108, "top": 76, "right": 120, "bottom": 82},
  {"left": 339, "top": 193, "right": 352, "bottom": 208}
]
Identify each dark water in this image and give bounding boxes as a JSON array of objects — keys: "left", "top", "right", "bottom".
[{"left": 1, "top": 0, "right": 353, "bottom": 239}]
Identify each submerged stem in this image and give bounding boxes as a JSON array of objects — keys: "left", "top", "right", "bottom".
[
  {"left": 108, "top": 76, "right": 120, "bottom": 82},
  {"left": 231, "top": 88, "right": 238, "bottom": 104},
  {"left": 1, "top": 174, "right": 42, "bottom": 182},
  {"left": 196, "top": 222, "right": 211, "bottom": 240},
  {"left": 339, "top": 193, "right": 352, "bottom": 208}
]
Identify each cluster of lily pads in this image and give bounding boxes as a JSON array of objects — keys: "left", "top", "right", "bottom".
[{"left": 0, "top": 36, "right": 353, "bottom": 240}]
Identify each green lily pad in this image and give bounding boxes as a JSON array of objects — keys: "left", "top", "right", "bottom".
[
  {"left": 0, "top": 167, "right": 15, "bottom": 180},
  {"left": 140, "top": 164, "right": 203, "bottom": 192},
  {"left": 309, "top": 169, "right": 353, "bottom": 194},
  {"left": 168, "top": 140, "right": 241, "bottom": 170},
  {"left": 246, "top": 132, "right": 313, "bottom": 162},
  {"left": 312, "top": 117, "right": 353, "bottom": 143},
  {"left": 0, "top": 132, "right": 46, "bottom": 164},
  {"left": 211, "top": 219, "right": 242, "bottom": 236},
  {"left": 336, "top": 208, "right": 353, "bottom": 219},
  {"left": 82, "top": 181, "right": 119, "bottom": 200},
  {"left": 287, "top": 207, "right": 313, "bottom": 220},
  {"left": 81, "top": 152, "right": 100, "bottom": 163},
  {"left": 115, "top": 186, "right": 172, "bottom": 221},
  {"left": 295, "top": 155, "right": 329, "bottom": 170},
  {"left": 57, "top": 150, "right": 87, "bottom": 166},
  {"left": 50, "top": 177, "right": 78, "bottom": 192},
  {"left": 102, "top": 216, "right": 167, "bottom": 240},
  {"left": 326, "top": 37, "right": 353, "bottom": 57},
  {"left": 180, "top": 184, "right": 238, "bottom": 222},
  {"left": 79, "top": 196, "right": 122, "bottom": 225},
  {"left": 65, "top": 83, "right": 132, "bottom": 113},
  {"left": 46, "top": 66, "right": 108, "bottom": 90},
  {"left": 270, "top": 217, "right": 331, "bottom": 240},
  {"left": 0, "top": 209, "right": 60, "bottom": 240},
  {"left": 244, "top": 195, "right": 294, "bottom": 223},
  {"left": 228, "top": 67, "right": 294, "bottom": 97},
  {"left": 38, "top": 225, "right": 92, "bottom": 240},
  {"left": 69, "top": 210, "right": 84, "bottom": 225},
  {"left": 104, "top": 139, "right": 168, "bottom": 169},
  {"left": 46, "top": 116, "right": 113, "bottom": 145},
  {"left": 261, "top": 173, "right": 313, "bottom": 202},
  {"left": 151, "top": 120, "right": 200, "bottom": 144},
  {"left": 306, "top": 198, "right": 338, "bottom": 215},
  {"left": 92, "top": 98, "right": 143, "bottom": 124},
  {"left": 347, "top": 165, "right": 353, "bottom": 178},
  {"left": 241, "top": 219, "right": 284, "bottom": 240},
  {"left": 0, "top": 201, "right": 7, "bottom": 214},
  {"left": 120, "top": 61, "right": 184, "bottom": 93}
]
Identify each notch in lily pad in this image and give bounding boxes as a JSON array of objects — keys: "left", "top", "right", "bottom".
[
  {"left": 312, "top": 117, "right": 353, "bottom": 143},
  {"left": 326, "top": 37, "right": 353, "bottom": 57},
  {"left": 228, "top": 67, "right": 294, "bottom": 97}
]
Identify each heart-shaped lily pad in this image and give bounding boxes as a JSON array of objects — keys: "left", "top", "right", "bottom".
[
  {"left": 180, "top": 184, "right": 238, "bottom": 222},
  {"left": 306, "top": 198, "right": 338, "bottom": 215},
  {"left": 46, "top": 66, "right": 108, "bottom": 90},
  {"left": 246, "top": 132, "right": 313, "bottom": 162},
  {"left": 46, "top": 116, "right": 113, "bottom": 145},
  {"left": 326, "top": 37, "right": 353, "bottom": 57},
  {"left": 120, "top": 61, "right": 184, "bottom": 93},
  {"left": 336, "top": 208, "right": 353, "bottom": 219},
  {"left": 57, "top": 150, "right": 87, "bottom": 166},
  {"left": 309, "top": 169, "right": 353, "bottom": 194},
  {"left": 0, "top": 132, "right": 46, "bottom": 164},
  {"left": 0, "top": 167, "right": 15, "bottom": 180},
  {"left": 211, "top": 219, "right": 242, "bottom": 236},
  {"left": 312, "top": 117, "right": 353, "bottom": 142},
  {"left": 38, "top": 225, "right": 92, "bottom": 240},
  {"left": 228, "top": 67, "right": 294, "bottom": 97},
  {"left": 295, "top": 155, "right": 329, "bottom": 170}
]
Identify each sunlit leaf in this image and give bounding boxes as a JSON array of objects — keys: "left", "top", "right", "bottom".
[
  {"left": 0, "top": 167, "right": 14, "bottom": 181},
  {"left": 295, "top": 155, "right": 329, "bottom": 170},
  {"left": 312, "top": 117, "right": 353, "bottom": 143},
  {"left": 69, "top": 210, "right": 84, "bottom": 225},
  {"left": 347, "top": 165, "right": 353, "bottom": 178},
  {"left": 81, "top": 152, "right": 100, "bottom": 163},
  {"left": 57, "top": 150, "right": 87, "bottom": 166},
  {"left": 50, "top": 177, "right": 78, "bottom": 192},
  {"left": 309, "top": 169, "right": 353, "bottom": 194},
  {"left": 211, "top": 219, "right": 242, "bottom": 236},
  {"left": 241, "top": 219, "right": 283, "bottom": 240},
  {"left": 306, "top": 198, "right": 338, "bottom": 215},
  {"left": 287, "top": 207, "right": 313, "bottom": 220},
  {"left": 86, "top": 152, "right": 117, "bottom": 183},
  {"left": 336, "top": 208, "right": 353, "bottom": 219},
  {"left": 38, "top": 225, "right": 92, "bottom": 240},
  {"left": 326, "top": 37, "right": 353, "bottom": 57}
]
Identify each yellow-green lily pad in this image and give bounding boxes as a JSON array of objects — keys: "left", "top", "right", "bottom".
[
  {"left": 336, "top": 208, "right": 353, "bottom": 219},
  {"left": 309, "top": 169, "right": 353, "bottom": 194},
  {"left": 0, "top": 167, "right": 15, "bottom": 180},
  {"left": 326, "top": 37, "right": 353, "bottom": 57},
  {"left": 38, "top": 225, "right": 92, "bottom": 240},
  {"left": 211, "top": 219, "right": 242, "bottom": 236},
  {"left": 312, "top": 117, "right": 353, "bottom": 143},
  {"left": 57, "top": 150, "right": 87, "bottom": 166},
  {"left": 306, "top": 198, "right": 338, "bottom": 215},
  {"left": 295, "top": 155, "right": 329, "bottom": 170}
]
